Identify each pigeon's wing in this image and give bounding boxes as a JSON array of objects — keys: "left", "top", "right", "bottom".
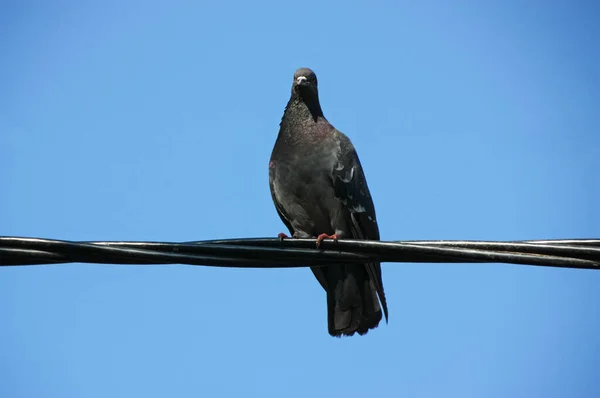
[
  {"left": 269, "top": 166, "right": 295, "bottom": 237},
  {"left": 331, "top": 132, "right": 388, "bottom": 321},
  {"left": 270, "top": 164, "right": 329, "bottom": 292}
]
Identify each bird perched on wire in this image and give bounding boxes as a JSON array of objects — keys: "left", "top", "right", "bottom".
[{"left": 269, "top": 67, "right": 388, "bottom": 337}]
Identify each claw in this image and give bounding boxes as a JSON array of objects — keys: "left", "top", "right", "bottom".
[
  {"left": 277, "top": 232, "right": 289, "bottom": 241},
  {"left": 315, "top": 233, "right": 340, "bottom": 248}
]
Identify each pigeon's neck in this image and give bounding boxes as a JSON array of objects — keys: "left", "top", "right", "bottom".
[
  {"left": 275, "top": 96, "right": 332, "bottom": 154},
  {"left": 280, "top": 96, "right": 324, "bottom": 128}
]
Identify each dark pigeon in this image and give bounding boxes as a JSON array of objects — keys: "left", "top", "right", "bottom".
[{"left": 269, "top": 67, "right": 388, "bottom": 337}]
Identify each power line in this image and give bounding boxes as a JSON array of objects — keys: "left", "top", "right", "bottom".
[{"left": 1, "top": 236, "right": 599, "bottom": 270}]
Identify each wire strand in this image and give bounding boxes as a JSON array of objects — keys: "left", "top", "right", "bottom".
[{"left": 1, "top": 236, "right": 599, "bottom": 270}]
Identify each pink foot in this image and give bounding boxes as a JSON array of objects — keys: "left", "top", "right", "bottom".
[
  {"left": 277, "top": 232, "right": 289, "bottom": 241},
  {"left": 315, "top": 233, "right": 340, "bottom": 248}
]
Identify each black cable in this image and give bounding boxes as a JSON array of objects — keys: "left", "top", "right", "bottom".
[{"left": 1, "top": 236, "right": 599, "bottom": 270}]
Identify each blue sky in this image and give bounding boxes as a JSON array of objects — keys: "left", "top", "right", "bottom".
[{"left": 1, "top": 1, "right": 599, "bottom": 397}]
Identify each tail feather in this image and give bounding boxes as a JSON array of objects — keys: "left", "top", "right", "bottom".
[
  {"left": 356, "top": 280, "right": 382, "bottom": 336},
  {"left": 326, "top": 264, "right": 383, "bottom": 337}
]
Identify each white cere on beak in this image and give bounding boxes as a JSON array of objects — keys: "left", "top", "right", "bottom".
[{"left": 296, "top": 76, "right": 307, "bottom": 84}]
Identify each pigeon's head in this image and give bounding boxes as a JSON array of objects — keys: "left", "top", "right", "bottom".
[{"left": 292, "top": 67, "right": 319, "bottom": 100}]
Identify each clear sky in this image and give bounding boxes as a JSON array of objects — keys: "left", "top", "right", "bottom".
[{"left": 1, "top": 1, "right": 599, "bottom": 397}]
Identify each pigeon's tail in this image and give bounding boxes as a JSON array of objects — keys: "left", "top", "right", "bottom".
[{"left": 326, "top": 264, "right": 383, "bottom": 337}]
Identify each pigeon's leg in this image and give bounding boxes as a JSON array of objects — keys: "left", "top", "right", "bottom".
[
  {"left": 315, "top": 233, "right": 340, "bottom": 248},
  {"left": 278, "top": 232, "right": 300, "bottom": 241}
]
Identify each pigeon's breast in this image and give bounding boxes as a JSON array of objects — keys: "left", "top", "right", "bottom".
[{"left": 270, "top": 132, "right": 344, "bottom": 235}]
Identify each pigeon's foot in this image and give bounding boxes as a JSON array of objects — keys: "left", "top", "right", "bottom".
[
  {"left": 278, "top": 232, "right": 300, "bottom": 241},
  {"left": 315, "top": 233, "right": 340, "bottom": 248}
]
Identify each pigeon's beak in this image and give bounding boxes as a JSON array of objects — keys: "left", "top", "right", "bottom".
[{"left": 296, "top": 76, "right": 308, "bottom": 86}]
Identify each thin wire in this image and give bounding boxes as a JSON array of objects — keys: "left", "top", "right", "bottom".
[{"left": 1, "top": 236, "right": 599, "bottom": 270}]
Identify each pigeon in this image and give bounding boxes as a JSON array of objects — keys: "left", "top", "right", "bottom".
[{"left": 269, "top": 67, "right": 388, "bottom": 337}]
